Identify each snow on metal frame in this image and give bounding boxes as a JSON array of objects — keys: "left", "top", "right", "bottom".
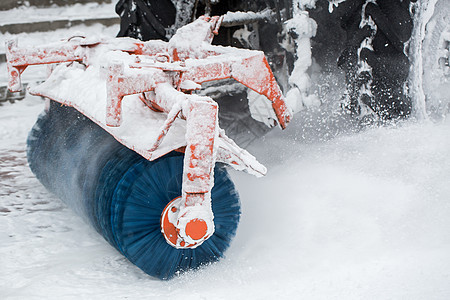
[{"left": 13, "top": 21, "right": 270, "bottom": 177}]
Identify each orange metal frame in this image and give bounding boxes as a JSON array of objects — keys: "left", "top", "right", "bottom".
[{"left": 6, "top": 16, "right": 291, "bottom": 249}]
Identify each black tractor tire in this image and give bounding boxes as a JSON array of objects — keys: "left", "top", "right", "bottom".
[{"left": 309, "top": 0, "right": 416, "bottom": 121}]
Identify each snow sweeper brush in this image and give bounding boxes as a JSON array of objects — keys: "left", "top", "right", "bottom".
[{"left": 6, "top": 15, "right": 292, "bottom": 279}]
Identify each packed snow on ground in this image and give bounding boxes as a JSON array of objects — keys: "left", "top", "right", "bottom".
[
  {"left": 1, "top": 94, "right": 450, "bottom": 299},
  {"left": 0, "top": 1, "right": 117, "bottom": 27},
  {"left": 1, "top": 2, "right": 450, "bottom": 300}
]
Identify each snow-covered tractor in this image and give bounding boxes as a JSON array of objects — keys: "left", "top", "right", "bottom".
[{"left": 5, "top": 0, "right": 448, "bottom": 279}]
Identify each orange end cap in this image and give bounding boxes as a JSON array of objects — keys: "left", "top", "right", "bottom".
[{"left": 185, "top": 218, "right": 208, "bottom": 241}]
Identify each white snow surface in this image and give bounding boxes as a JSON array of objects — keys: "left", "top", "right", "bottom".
[
  {"left": 2, "top": 2, "right": 450, "bottom": 299},
  {"left": 1, "top": 95, "right": 450, "bottom": 299},
  {"left": 0, "top": 2, "right": 117, "bottom": 26}
]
